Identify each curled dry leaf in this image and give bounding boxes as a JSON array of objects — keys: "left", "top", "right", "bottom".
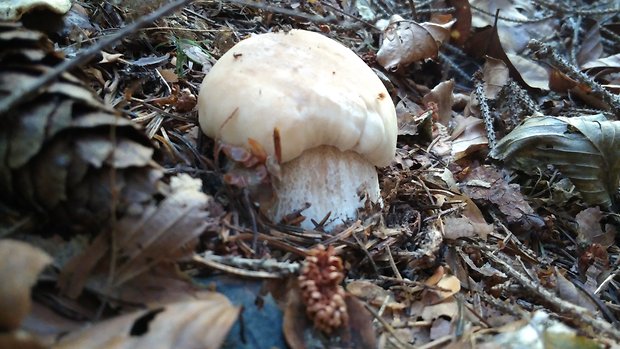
[
  {"left": 424, "top": 267, "right": 461, "bottom": 305},
  {"left": 449, "top": 115, "right": 488, "bottom": 160},
  {"left": 490, "top": 114, "right": 620, "bottom": 207},
  {"left": 443, "top": 216, "right": 492, "bottom": 240},
  {"left": 0, "top": 240, "right": 52, "bottom": 330},
  {"left": 423, "top": 80, "right": 455, "bottom": 125},
  {"left": 480, "top": 57, "right": 510, "bottom": 99},
  {"left": 377, "top": 15, "right": 454, "bottom": 72},
  {"left": 54, "top": 296, "right": 239, "bottom": 349}
]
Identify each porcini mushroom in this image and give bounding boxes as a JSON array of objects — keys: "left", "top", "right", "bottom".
[{"left": 198, "top": 29, "right": 397, "bottom": 231}]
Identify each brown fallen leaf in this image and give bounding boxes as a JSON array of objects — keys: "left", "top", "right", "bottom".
[
  {"left": 423, "top": 80, "right": 455, "bottom": 125},
  {"left": 480, "top": 57, "right": 510, "bottom": 99},
  {"left": 54, "top": 296, "right": 239, "bottom": 349},
  {"left": 460, "top": 165, "right": 544, "bottom": 236},
  {"left": 449, "top": 115, "right": 488, "bottom": 160},
  {"left": 443, "top": 216, "right": 492, "bottom": 240},
  {"left": 58, "top": 174, "right": 220, "bottom": 300},
  {"left": 0, "top": 240, "right": 52, "bottom": 330},
  {"left": 575, "top": 207, "right": 615, "bottom": 248},
  {"left": 376, "top": 15, "right": 440, "bottom": 72},
  {"left": 423, "top": 267, "right": 461, "bottom": 305}
]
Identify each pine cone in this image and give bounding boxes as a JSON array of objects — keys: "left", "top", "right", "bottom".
[
  {"left": 0, "top": 22, "right": 162, "bottom": 233},
  {"left": 298, "top": 244, "right": 348, "bottom": 333}
]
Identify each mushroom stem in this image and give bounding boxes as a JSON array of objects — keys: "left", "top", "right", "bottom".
[{"left": 264, "top": 145, "right": 381, "bottom": 231}]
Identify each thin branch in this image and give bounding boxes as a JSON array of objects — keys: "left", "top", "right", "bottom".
[
  {"left": 480, "top": 246, "right": 620, "bottom": 342},
  {"left": 0, "top": 0, "right": 194, "bottom": 116},
  {"left": 528, "top": 39, "right": 620, "bottom": 115}
]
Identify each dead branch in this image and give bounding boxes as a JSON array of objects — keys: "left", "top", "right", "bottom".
[
  {"left": 480, "top": 245, "right": 620, "bottom": 342},
  {"left": 0, "top": 0, "right": 194, "bottom": 116}
]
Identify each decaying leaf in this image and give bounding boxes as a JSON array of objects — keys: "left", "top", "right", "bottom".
[
  {"left": 490, "top": 114, "right": 620, "bottom": 207},
  {"left": 54, "top": 296, "right": 239, "bottom": 349},
  {"left": 450, "top": 115, "right": 489, "bottom": 160},
  {"left": 480, "top": 57, "right": 510, "bottom": 99},
  {"left": 554, "top": 268, "right": 597, "bottom": 312},
  {"left": 377, "top": 15, "right": 454, "bottom": 71},
  {"left": 0, "top": 240, "right": 52, "bottom": 330},
  {"left": 423, "top": 80, "right": 455, "bottom": 125},
  {"left": 443, "top": 216, "right": 492, "bottom": 240},
  {"left": 575, "top": 207, "right": 615, "bottom": 248},
  {"left": 58, "top": 174, "right": 220, "bottom": 299},
  {"left": 460, "top": 165, "right": 544, "bottom": 236}
]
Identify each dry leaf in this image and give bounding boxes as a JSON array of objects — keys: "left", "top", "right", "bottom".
[
  {"left": 481, "top": 57, "right": 510, "bottom": 99},
  {"left": 346, "top": 280, "right": 391, "bottom": 305},
  {"left": 443, "top": 216, "right": 492, "bottom": 240},
  {"left": 420, "top": 298, "right": 459, "bottom": 321},
  {"left": 506, "top": 53, "right": 549, "bottom": 90},
  {"left": 449, "top": 115, "right": 488, "bottom": 160},
  {"left": 59, "top": 174, "right": 220, "bottom": 299},
  {"left": 99, "top": 51, "right": 123, "bottom": 64},
  {"left": 376, "top": 15, "right": 439, "bottom": 72},
  {"left": 460, "top": 165, "right": 543, "bottom": 236},
  {"left": 575, "top": 207, "right": 615, "bottom": 248},
  {"left": 428, "top": 275, "right": 461, "bottom": 304},
  {"left": 0, "top": 240, "right": 52, "bottom": 330},
  {"left": 554, "top": 268, "right": 597, "bottom": 313},
  {"left": 581, "top": 53, "right": 620, "bottom": 70},
  {"left": 54, "top": 296, "right": 239, "bottom": 349},
  {"left": 490, "top": 114, "right": 620, "bottom": 207},
  {"left": 423, "top": 80, "right": 455, "bottom": 125}
]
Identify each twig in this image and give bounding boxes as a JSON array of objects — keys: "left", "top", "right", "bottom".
[
  {"left": 528, "top": 39, "right": 620, "bottom": 115},
  {"left": 199, "top": 251, "right": 300, "bottom": 273},
  {"left": 470, "top": 4, "right": 555, "bottom": 23},
  {"left": 0, "top": 0, "right": 194, "bottom": 116},
  {"left": 362, "top": 302, "right": 415, "bottom": 349},
  {"left": 193, "top": 254, "right": 297, "bottom": 278},
  {"left": 508, "top": 80, "right": 542, "bottom": 116},
  {"left": 473, "top": 75, "right": 496, "bottom": 148},
  {"left": 480, "top": 246, "right": 620, "bottom": 341}
]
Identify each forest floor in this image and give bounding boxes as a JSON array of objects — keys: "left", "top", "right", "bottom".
[{"left": 2, "top": 0, "right": 620, "bottom": 348}]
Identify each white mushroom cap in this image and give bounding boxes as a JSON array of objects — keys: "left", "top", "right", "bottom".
[
  {"left": 198, "top": 29, "right": 397, "bottom": 168},
  {"left": 198, "top": 29, "right": 397, "bottom": 230}
]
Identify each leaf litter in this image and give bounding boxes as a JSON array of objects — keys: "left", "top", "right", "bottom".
[{"left": 2, "top": 0, "right": 620, "bottom": 348}]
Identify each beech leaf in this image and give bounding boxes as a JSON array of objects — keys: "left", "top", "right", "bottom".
[
  {"left": 54, "top": 297, "right": 239, "bottom": 349},
  {"left": 490, "top": 114, "right": 620, "bottom": 207}
]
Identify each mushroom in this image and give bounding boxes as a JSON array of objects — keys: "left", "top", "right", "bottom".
[{"left": 198, "top": 29, "right": 397, "bottom": 231}]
